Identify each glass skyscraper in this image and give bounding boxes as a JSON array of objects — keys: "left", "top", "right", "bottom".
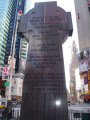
[
  {"left": 0, "top": 0, "right": 13, "bottom": 69},
  {"left": 1, "top": 0, "right": 26, "bottom": 72}
]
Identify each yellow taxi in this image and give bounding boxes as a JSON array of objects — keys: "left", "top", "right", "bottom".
[{"left": 0, "top": 105, "right": 5, "bottom": 109}]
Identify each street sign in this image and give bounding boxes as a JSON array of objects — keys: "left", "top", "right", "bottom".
[
  {"left": 3, "top": 67, "right": 8, "bottom": 76},
  {"left": 4, "top": 82, "right": 10, "bottom": 87}
]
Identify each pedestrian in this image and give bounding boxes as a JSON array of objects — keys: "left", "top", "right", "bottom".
[{"left": 68, "top": 103, "right": 70, "bottom": 107}]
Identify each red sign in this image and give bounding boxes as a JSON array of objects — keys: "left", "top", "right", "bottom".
[
  {"left": 85, "top": 96, "right": 90, "bottom": 99},
  {"left": 3, "top": 67, "right": 8, "bottom": 72},
  {"left": 88, "top": 1, "right": 90, "bottom": 6},
  {"left": 3, "top": 67, "right": 8, "bottom": 76}
]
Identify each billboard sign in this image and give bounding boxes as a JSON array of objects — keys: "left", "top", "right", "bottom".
[
  {"left": 8, "top": 56, "right": 16, "bottom": 70},
  {"left": 80, "top": 72, "right": 88, "bottom": 85},
  {"left": 2, "top": 67, "right": 8, "bottom": 81},
  {"left": 84, "top": 74, "right": 88, "bottom": 85},
  {"left": 84, "top": 84, "right": 88, "bottom": 92},
  {"left": 20, "top": 58, "right": 26, "bottom": 73},
  {"left": 11, "top": 78, "right": 23, "bottom": 96},
  {"left": 78, "top": 49, "right": 90, "bottom": 74}
]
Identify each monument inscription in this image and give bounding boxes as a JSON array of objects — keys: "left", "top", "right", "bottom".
[{"left": 19, "top": 2, "right": 73, "bottom": 120}]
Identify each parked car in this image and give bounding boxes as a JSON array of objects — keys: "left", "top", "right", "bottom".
[{"left": 0, "top": 105, "right": 5, "bottom": 109}]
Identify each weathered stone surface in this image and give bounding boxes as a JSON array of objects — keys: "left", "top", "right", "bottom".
[{"left": 19, "top": 2, "right": 73, "bottom": 120}]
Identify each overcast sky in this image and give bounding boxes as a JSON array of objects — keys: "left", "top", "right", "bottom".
[{"left": 25, "top": 0, "right": 79, "bottom": 91}]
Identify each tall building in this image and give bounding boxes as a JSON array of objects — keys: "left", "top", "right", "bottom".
[
  {"left": 3, "top": 0, "right": 27, "bottom": 72},
  {"left": 0, "top": 0, "right": 27, "bottom": 97},
  {"left": 18, "top": 0, "right": 28, "bottom": 73},
  {"left": 69, "top": 41, "right": 78, "bottom": 100},
  {"left": 74, "top": 0, "right": 90, "bottom": 102},
  {"left": 74, "top": 0, "right": 90, "bottom": 51},
  {"left": 0, "top": 0, "right": 12, "bottom": 69},
  {"left": 15, "top": 0, "right": 27, "bottom": 72}
]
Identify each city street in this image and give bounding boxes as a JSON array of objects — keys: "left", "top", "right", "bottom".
[
  {"left": 0, "top": 0, "right": 90, "bottom": 120},
  {"left": 68, "top": 102, "right": 90, "bottom": 114},
  {"left": 0, "top": 102, "right": 90, "bottom": 120}
]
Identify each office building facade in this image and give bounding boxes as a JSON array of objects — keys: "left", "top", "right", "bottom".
[
  {"left": 0, "top": 0, "right": 27, "bottom": 97},
  {"left": 69, "top": 41, "right": 78, "bottom": 100},
  {"left": 0, "top": 0, "right": 13, "bottom": 69},
  {"left": 15, "top": 0, "right": 27, "bottom": 72},
  {"left": 3, "top": 0, "right": 26, "bottom": 72}
]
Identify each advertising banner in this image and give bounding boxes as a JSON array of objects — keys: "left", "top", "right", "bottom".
[
  {"left": 3, "top": 67, "right": 8, "bottom": 76},
  {"left": 11, "top": 78, "right": 23, "bottom": 96},
  {"left": 80, "top": 72, "right": 88, "bottom": 85},
  {"left": 20, "top": 58, "right": 26, "bottom": 73},
  {"left": 88, "top": 81, "right": 90, "bottom": 90},
  {"left": 2, "top": 67, "right": 8, "bottom": 81},
  {"left": 84, "top": 84, "right": 88, "bottom": 92},
  {"left": 8, "top": 56, "right": 16, "bottom": 70},
  {"left": 11, "top": 79, "right": 17, "bottom": 96},
  {"left": 80, "top": 73, "right": 86, "bottom": 79},
  {"left": 84, "top": 75, "right": 88, "bottom": 85},
  {"left": 78, "top": 49, "right": 90, "bottom": 74},
  {"left": 81, "top": 78, "right": 84, "bottom": 86},
  {"left": 81, "top": 84, "right": 89, "bottom": 94}
]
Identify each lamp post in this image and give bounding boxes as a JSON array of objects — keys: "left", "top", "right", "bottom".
[{"left": 6, "top": 0, "right": 19, "bottom": 102}]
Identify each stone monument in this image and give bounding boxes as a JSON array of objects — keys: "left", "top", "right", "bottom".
[{"left": 19, "top": 2, "right": 73, "bottom": 120}]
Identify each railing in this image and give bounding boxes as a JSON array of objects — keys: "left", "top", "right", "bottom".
[
  {"left": 11, "top": 108, "right": 20, "bottom": 119},
  {"left": 11, "top": 108, "right": 90, "bottom": 120},
  {"left": 0, "top": 108, "right": 20, "bottom": 119},
  {"left": 1, "top": 107, "right": 90, "bottom": 120}
]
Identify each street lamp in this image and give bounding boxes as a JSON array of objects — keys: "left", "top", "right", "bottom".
[{"left": 6, "top": 0, "right": 19, "bottom": 102}]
